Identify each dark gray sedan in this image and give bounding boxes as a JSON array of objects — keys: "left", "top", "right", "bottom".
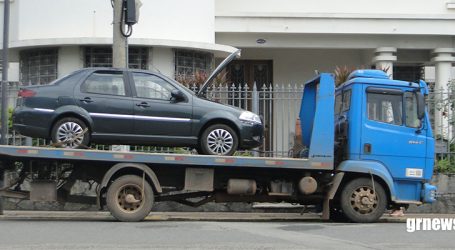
[{"left": 12, "top": 51, "right": 263, "bottom": 155}]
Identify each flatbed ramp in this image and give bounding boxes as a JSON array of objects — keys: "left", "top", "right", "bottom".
[{"left": 0, "top": 145, "right": 332, "bottom": 170}]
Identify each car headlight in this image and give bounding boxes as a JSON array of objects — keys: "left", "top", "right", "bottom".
[{"left": 239, "top": 111, "right": 261, "bottom": 124}]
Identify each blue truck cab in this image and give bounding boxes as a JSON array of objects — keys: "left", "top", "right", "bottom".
[{"left": 333, "top": 70, "right": 436, "bottom": 205}]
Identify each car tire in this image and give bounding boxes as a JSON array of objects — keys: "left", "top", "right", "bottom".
[
  {"left": 340, "top": 178, "right": 387, "bottom": 223},
  {"left": 200, "top": 124, "right": 238, "bottom": 156},
  {"left": 51, "top": 117, "right": 90, "bottom": 149},
  {"left": 106, "top": 175, "right": 154, "bottom": 222}
]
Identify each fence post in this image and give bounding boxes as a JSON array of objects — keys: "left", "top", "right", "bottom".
[
  {"left": 252, "top": 83, "right": 259, "bottom": 157},
  {"left": 0, "top": 168, "right": 3, "bottom": 215}
]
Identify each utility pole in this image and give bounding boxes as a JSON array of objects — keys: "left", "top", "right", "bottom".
[
  {"left": 1, "top": 0, "right": 10, "bottom": 145},
  {"left": 113, "top": 0, "right": 127, "bottom": 68},
  {"left": 0, "top": 0, "right": 10, "bottom": 215}
]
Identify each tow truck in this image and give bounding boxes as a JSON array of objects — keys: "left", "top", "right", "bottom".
[{"left": 0, "top": 70, "right": 437, "bottom": 222}]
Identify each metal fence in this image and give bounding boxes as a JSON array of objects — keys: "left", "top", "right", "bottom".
[
  {"left": 2, "top": 80, "right": 454, "bottom": 160},
  {"left": 427, "top": 80, "right": 455, "bottom": 164}
]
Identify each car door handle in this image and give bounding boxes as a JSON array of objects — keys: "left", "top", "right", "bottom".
[
  {"left": 80, "top": 97, "right": 94, "bottom": 103},
  {"left": 136, "top": 102, "right": 150, "bottom": 108}
]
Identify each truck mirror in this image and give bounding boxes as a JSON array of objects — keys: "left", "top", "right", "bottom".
[{"left": 416, "top": 92, "right": 425, "bottom": 120}]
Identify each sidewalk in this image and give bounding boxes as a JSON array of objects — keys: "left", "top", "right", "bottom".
[{"left": 1, "top": 210, "right": 453, "bottom": 222}]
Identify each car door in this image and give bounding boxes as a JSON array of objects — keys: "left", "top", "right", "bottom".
[
  {"left": 75, "top": 70, "right": 134, "bottom": 135},
  {"left": 130, "top": 72, "right": 192, "bottom": 138},
  {"left": 360, "top": 87, "right": 427, "bottom": 198}
]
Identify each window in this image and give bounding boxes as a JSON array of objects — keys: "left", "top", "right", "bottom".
[
  {"left": 175, "top": 50, "right": 213, "bottom": 78},
  {"left": 404, "top": 92, "right": 421, "bottom": 128},
  {"left": 367, "top": 92, "right": 403, "bottom": 125},
  {"left": 342, "top": 90, "right": 351, "bottom": 112},
  {"left": 20, "top": 48, "right": 58, "bottom": 85},
  {"left": 84, "top": 47, "right": 148, "bottom": 69},
  {"left": 81, "top": 71, "right": 126, "bottom": 96},
  {"left": 133, "top": 73, "right": 176, "bottom": 100},
  {"left": 335, "top": 94, "right": 342, "bottom": 115}
]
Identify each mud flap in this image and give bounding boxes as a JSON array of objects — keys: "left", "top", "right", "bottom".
[{"left": 322, "top": 172, "right": 344, "bottom": 220}]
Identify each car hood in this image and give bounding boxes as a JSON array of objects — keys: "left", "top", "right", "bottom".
[
  {"left": 193, "top": 96, "right": 244, "bottom": 114},
  {"left": 197, "top": 49, "right": 241, "bottom": 97}
]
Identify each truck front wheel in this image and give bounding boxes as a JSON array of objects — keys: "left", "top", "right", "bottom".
[
  {"left": 106, "top": 175, "right": 154, "bottom": 222},
  {"left": 340, "top": 178, "right": 387, "bottom": 223}
]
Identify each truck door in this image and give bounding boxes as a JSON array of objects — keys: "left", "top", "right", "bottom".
[{"left": 360, "top": 87, "right": 427, "bottom": 200}]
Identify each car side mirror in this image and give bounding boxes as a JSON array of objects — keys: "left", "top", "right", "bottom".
[
  {"left": 171, "top": 89, "right": 185, "bottom": 102},
  {"left": 416, "top": 92, "right": 425, "bottom": 120}
]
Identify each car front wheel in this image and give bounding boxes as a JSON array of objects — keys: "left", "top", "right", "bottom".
[
  {"left": 200, "top": 124, "right": 238, "bottom": 156},
  {"left": 51, "top": 117, "right": 90, "bottom": 149}
]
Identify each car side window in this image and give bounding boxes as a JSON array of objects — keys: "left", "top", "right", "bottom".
[
  {"left": 133, "top": 73, "right": 176, "bottom": 100},
  {"left": 81, "top": 71, "right": 126, "bottom": 96},
  {"left": 367, "top": 93, "right": 403, "bottom": 125}
]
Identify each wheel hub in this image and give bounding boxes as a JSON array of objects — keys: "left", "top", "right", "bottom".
[
  {"left": 350, "top": 186, "right": 378, "bottom": 214},
  {"left": 57, "top": 122, "right": 84, "bottom": 148},
  {"left": 207, "top": 128, "right": 234, "bottom": 155},
  {"left": 116, "top": 184, "right": 144, "bottom": 213}
]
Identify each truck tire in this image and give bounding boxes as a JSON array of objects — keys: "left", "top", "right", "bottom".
[
  {"left": 200, "top": 124, "right": 238, "bottom": 156},
  {"left": 51, "top": 117, "right": 90, "bottom": 149},
  {"left": 340, "top": 178, "right": 387, "bottom": 223},
  {"left": 106, "top": 175, "right": 154, "bottom": 222}
]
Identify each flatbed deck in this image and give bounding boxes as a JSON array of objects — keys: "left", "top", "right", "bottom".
[{"left": 0, "top": 145, "right": 332, "bottom": 170}]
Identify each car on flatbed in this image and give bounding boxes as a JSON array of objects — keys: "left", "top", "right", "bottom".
[{"left": 12, "top": 50, "right": 263, "bottom": 155}]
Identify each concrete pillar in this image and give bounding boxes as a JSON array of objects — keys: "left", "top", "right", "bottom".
[
  {"left": 431, "top": 48, "right": 455, "bottom": 139},
  {"left": 373, "top": 47, "right": 397, "bottom": 78}
]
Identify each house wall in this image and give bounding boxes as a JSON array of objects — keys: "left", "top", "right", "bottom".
[
  {"left": 239, "top": 48, "right": 368, "bottom": 154},
  {"left": 216, "top": 0, "right": 454, "bottom": 15},
  {"left": 4, "top": 0, "right": 214, "bottom": 44}
]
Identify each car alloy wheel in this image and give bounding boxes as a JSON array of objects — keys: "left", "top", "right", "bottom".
[
  {"left": 56, "top": 122, "right": 84, "bottom": 148},
  {"left": 51, "top": 117, "right": 90, "bottom": 149},
  {"left": 207, "top": 128, "right": 234, "bottom": 155}
]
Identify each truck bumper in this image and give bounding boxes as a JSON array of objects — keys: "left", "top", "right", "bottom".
[{"left": 421, "top": 183, "right": 437, "bottom": 203}]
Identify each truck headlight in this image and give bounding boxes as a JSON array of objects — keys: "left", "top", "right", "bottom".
[{"left": 239, "top": 111, "right": 261, "bottom": 124}]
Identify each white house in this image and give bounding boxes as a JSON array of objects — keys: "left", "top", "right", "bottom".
[{"left": 1, "top": 0, "right": 454, "bottom": 154}]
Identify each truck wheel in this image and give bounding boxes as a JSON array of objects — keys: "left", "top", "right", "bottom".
[
  {"left": 51, "top": 117, "right": 90, "bottom": 149},
  {"left": 200, "top": 124, "right": 238, "bottom": 156},
  {"left": 106, "top": 175, "right": 154, "bottom": 222},
  {"left": 340, "top": 178, "right": 387, "bottom": 223}
]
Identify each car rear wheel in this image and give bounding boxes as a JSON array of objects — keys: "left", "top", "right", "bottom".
[
  {"left": 51, "top": 117, "right": 90, "bottom": 149},
  {"left": 200, "top": 124, "right": 238, "bottom": 156}
]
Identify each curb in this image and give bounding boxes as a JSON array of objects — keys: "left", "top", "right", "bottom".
[{"left": 1, "top": 211, "right": 451, "bottom": 222}]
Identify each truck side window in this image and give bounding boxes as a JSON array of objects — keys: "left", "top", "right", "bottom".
[
  {"left": 335, "top": 94, "right": 342, "bottom": 115},
  {"left": 342, "top": 90, "right": 351, "bottom": 112},
  {"left": 367, "top": 93, "right": 403, "bottom": 125},
  {"left": 404, "top": 92, "right": 421, "bottom": 128}
]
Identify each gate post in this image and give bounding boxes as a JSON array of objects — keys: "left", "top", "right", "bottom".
[{"left": 252, "top": 83, "right": 259, "bottom": 157}]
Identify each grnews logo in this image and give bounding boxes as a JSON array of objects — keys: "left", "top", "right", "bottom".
[{"left": 407, "top": 218, "right": 455, "bottom": 232}]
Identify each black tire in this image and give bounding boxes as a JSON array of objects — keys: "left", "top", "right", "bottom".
[
  {"left": 106, "top": 175, "right": 154, "bottom": 222},
  {"left": 200, "top": 124, "right": 238, "bottom": 156},
  {"left": 340, "top": 178, "right": 387, "bottom": 223},
  {"left": 51, "top": 117, "right": 90, "bottom": 149}
]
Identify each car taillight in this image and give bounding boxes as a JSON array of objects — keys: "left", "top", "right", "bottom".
[{"left": 18, "top": 89, "right": 36, "bottom": 98}]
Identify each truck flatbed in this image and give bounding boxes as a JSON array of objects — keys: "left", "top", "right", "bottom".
[{"left": 0, "top": 145, "right": 332, "bottom": 170}]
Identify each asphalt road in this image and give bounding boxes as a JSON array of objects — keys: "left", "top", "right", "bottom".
[{"left": 0, "top": 219, "right": 453, "bottom": 250}]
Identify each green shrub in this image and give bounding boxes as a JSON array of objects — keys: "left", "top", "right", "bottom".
[{"left": 436, "top": 158, "right": 455, "bottom": 173}]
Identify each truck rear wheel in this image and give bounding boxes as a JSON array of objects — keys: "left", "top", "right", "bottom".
[
  {"left": 106, "top": 175, "right": 154, "bottom": 222},
  {"left": 340, "top": 178, "right": 387, "bottom": 223}
]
